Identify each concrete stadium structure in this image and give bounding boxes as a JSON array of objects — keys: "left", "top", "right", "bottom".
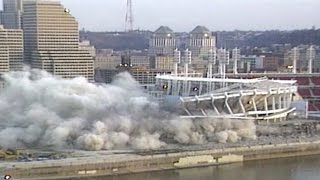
[
  {"left": 155, "top": 74, "right": 297, "bottom": 123},
  {"left": 152, "top": 48, "right": 299, "bottom": 123},
  {"left": 226, "top": 73, "right": 320, "bottom": 118}
]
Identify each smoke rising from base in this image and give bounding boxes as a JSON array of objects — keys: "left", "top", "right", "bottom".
[{"left": 0, "top": 69, "right": 257, "bottom": 151}]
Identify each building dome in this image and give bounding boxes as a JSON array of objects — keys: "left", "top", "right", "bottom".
[
  {"left": 154, "top": 26, "right": 174, "bottom": 37},
  {"left": 190, "top": 26, "right": 211, "bottom": 36},
  {"left": 149, "top": 26, "right": 176, "bottom": 56}
]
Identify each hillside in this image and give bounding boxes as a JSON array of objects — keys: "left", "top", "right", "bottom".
[
  {"left": 217, "top": 29, "right": 320, "bottom": 48},
  {"left": 81, "top": 29, "right": 320, "bottom": 50}
]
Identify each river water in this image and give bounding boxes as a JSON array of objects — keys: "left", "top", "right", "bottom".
[{"left": 81, "top": 155, "right": 320, "bottom": 180}]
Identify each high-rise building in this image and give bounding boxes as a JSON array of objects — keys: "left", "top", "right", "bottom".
[
  {"left": 1, "top": 0, "right": 23, "bottom": 29},
  {"left": 0, "top": 29, "right": 10, "bottom": 74},
  {"left": 187, "top": 26, "right": 216, "bottom": 58},
  {"left": 154, "top": 56, "right": 174, "bottom": 70},
  {"left": 0, "top": 25, "right": 23, "bottom": 72},
  {"left": 131, "top": 55, "right": 150, "bottom": 68},
  {"left": 94, "top": 53, "right": 121, "bottom": 70},
  {"left": 23, "top": 0, "right": 94, "bottom": 81},
  {"left": 79, "top": 40, "right": 96, "bottom": 58},
  {"left": 148, "top": 26, "right": 176, "bottom": 57}
]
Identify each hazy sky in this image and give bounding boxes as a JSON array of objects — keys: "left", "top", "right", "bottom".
[{"left": 1, "top": 0, "right": 320, "bottom": 31}]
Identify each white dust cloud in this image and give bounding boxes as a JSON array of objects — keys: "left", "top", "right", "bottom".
[{"left": 0, "top": 69, "right": 256, "bottom": 151}]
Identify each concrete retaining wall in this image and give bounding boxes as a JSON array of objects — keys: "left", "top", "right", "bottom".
[
  {"left": 4, "top": 141, "right": 320, "bottom": 179},
  {"left": 174, "top": 155, "right": 215, "bottom": 167}
]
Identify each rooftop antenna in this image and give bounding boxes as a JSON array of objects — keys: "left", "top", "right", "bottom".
[{"left": 125, "top": 0, "right": 134, "bottom": 32}]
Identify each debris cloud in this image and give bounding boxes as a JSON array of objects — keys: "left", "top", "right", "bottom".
[{"left": 0, "top": 69, "right": 256, "bottom": 151}]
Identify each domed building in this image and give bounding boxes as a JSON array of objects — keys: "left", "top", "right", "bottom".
[
  {"left": 187, "top": 26, "right": 216, "bottom": 58},
  {"left": 148, "top": 26, "right": 176, "bottom": 57}
]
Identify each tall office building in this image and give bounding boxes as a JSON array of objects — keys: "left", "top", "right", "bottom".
[
  {"left": 187, "top": 26, "right": 216, "bottom": 58},
  {"left": 0, "top": 28, "right": 9, "bottom": 74},
  {"left": 148, "top": 26, "right": 176, "bottom": 57},
  {"left": 1, "top": 0, "right": 23, "bottom": 29},
  {"left": 0, "top": 25, "right": 23, "bottom": 72},
  {"left": 23, "top": 0, "right": 94, "bottom": 81}
]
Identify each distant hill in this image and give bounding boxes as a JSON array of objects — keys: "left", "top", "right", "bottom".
[
  {"left": 217, "top": 29, "right": 320, "bottom": 48},
  {"left": 80, "top": 31, "right": 151, "bottom": 51},
  {"left": 81, "top": 29, "right": 320, "bottom": 50}
]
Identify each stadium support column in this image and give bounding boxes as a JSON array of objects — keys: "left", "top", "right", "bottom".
[
  {"left": 239, "top": 91, "right": 246, "bottom": 116},
  {"left": 264, "top": 96, "right": 269, "bottom": 116},
  {"left": 283, "top": 89, "right": 288, "bottom": 109},
  {"left": 252, "top": 90, "right": 258, "bottom": 118},
  {"left": 278, "top": 89, "right": 282, "bottom": 109},
  {"left": 210, "top": 95, "right": 220, "bottom": 115},
  {"left": 272, "top": 95, "right": 276, "bottom": 110},
  {"left": 225, "top": 93, "right": 233, "bottom": 114},
  {"left": 306, "top": 101, "right": 309, "bottom": 119}
]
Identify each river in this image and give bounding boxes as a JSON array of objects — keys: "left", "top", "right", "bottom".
[{"left": 78, "top": 155, "right": 320, "bottom": 180}]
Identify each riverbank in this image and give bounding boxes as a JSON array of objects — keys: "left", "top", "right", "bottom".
[{"left": 2, "top": 140, "right": 320, "bottom": 180}]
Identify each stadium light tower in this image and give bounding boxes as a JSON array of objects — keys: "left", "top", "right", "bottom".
[
  {"left": 182, "top": 49, "right": 192, "bottom": 96},
  {"left": 183, "top": 49, "right": 192, "bottom": 78},
  {"left": 173, "top": 49, "right": 181, "bottom": 76},
  {"left": 207, "top": 49, "right": 216, "bottom": 78},
  {"left": 307, "top": 45, "right": 316, "bottom": 74},
  {"left": 217, "top": 48, "right": 229, "bottom": 80},
  {"left": 232, "top": 48, "right": 240, "bottom": 75},
  {"left": 292, "top": 47, "right": 299, "bottom": 74},
  {"left": 125, "top": 0, "right": 134, "bottom": 32}
]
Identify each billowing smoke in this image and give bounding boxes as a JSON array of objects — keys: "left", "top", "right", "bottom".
[{"left": 0, "top": 68, "right": 256, "bottom": 151}]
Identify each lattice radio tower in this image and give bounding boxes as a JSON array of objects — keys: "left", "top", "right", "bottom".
[{"left": 125, "top": 0, "right": 134, "bottom": 32}]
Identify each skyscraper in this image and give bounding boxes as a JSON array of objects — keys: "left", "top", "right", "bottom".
[
  {"left": 187, "top": 26, "right": 216, "bottom": 58},
  {"left": 0, "top": 25, "right": 23, "bottom": 72},
  {"left": 0, "top": 27, "right": 10, "bottom": 74},
  {"left": 148, "top": 26, "right": 176, "bottom": 57},
  {"left": 1, "top": 0, "right": 23, "bottom": 29},
  {"left": 22, "top": 0, "right": 94, "bottom": 81}
]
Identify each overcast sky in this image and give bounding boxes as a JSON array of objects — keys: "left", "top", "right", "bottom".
[{"left": 1, "top": 0, "right": 320, "bottom": 31}]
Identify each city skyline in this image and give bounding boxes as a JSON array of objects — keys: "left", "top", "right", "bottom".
[{"left": 1, "top": 0, "right": 319, "bottom": 32}]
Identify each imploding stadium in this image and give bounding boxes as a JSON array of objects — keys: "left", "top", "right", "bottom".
[
  {"left": 155, "top": 74, "right": 297, "bottom": 123},
  {"left": 151, "top": 49, "right": 300, "bottom": 123}
]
